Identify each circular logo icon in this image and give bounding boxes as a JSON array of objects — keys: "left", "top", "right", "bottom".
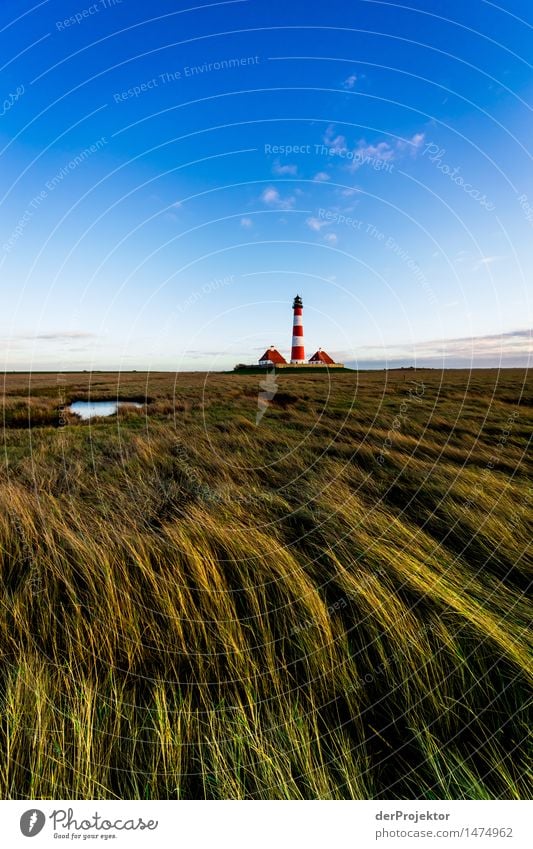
[{"left": 20, "top": 810, "right": 46, "bottom": 837}]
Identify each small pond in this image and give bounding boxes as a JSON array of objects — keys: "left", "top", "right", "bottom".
[{"left": 68, "top": 401, "right": 144, "bottom": 420}]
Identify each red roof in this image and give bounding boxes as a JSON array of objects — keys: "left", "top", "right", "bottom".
[
  {"left": 259, "top": 347, "right": 287, "bottom": 364},
  {"left": 308, "top": 349, "right": 335, "bottom": 364}
]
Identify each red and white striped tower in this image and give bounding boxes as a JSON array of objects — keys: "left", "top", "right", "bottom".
[{"left": 290, "top": 294, "right": 305, "bottom": 363}]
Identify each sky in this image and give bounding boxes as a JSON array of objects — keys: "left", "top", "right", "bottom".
[{"left": 0, "top": 0, "right": 532, "bottom": 371}]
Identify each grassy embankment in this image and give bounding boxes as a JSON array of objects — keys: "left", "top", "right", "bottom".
[{"left": 0, "top": 369, "right": 531, "bottom": 799}]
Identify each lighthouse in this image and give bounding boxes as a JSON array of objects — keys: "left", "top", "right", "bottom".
[
  {"left": 290, "top": 294, "right": 305, "bottom": 363},
  {"left": 238, "top": 293, "right": 346, "bottom": 372}
]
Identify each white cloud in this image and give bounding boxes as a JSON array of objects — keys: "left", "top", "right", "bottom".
[
  {"left": 1, "top": 331, "right": 100, "bottom": 356},
  {"left": 409, "top": 132, "right": 425, "bottom": 150},
  {"left": 20, "top": 331, "right": 98, "bottom": 341},
  {"left": 306, "top": 216, "right": 329, "bottom": 232},
  {"left": 345, "top": 139, "right": 397, "bottom": 172},
  {"left": 323, "top": 125, "right": 347, "bottom": 152},
  {"left": 343, "top": 74, "right": 357, "bottom": 90},
  {"left": 240, "top": 217, "right": 253, "bottom": 229},
  {"left": 272, "top": 160, "right": 298, "bottom": 176},
  {"left": 322, "top": 128, "right": 426, "bottom": 174},
  {"left": 261, "top": 187, "right": 279, "bottom": 205},
  {"left": 323, "top": 232, "right": 338, "bottom": 244},
  {"left": 260, "top": 186, "right": 295, "bottom": 209},
  {"left": 356, "top": 140, "right": 395, "bottom": 162},
  {"left": 472, "top": 255, "right": 505, "bottom": 271},
  {"left": 313, "top": 171, "right": 331, "bottom": 182},
  {"left": 454, "top": 250, "right": 470, "bottom": 264},
  {"left": 356, "top": 328, "right": 532, "bottom": 364},
  {"left": 396, "top": 132, "right": 426, "bottom": 156}
]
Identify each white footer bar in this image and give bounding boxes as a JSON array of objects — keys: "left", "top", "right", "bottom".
[{"left": 3, "top": 799, "right": 531, "bottom": 848}]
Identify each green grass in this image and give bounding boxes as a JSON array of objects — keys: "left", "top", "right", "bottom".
[{"left": 0, "top": 369, "right": 531, "bottom": 799}]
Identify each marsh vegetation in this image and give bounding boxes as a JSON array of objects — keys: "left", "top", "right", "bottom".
[{"left": 0, "top": 369, "right": 531, "bottom": 799}]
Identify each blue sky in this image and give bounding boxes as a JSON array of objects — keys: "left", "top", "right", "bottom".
[{"left": 1, "top": 0, "right": 531, "bottom": 370}]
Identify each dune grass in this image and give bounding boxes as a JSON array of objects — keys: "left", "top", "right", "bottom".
[{"left": 0, "top": 368, "right": 531, "bottom": 799}]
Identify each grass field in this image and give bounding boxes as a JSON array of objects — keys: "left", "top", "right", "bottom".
[{"left": 0, "top": 368, "right": 531, "bottom": 799}]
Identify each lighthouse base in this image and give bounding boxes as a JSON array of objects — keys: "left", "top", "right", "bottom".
[{"left": 233, "top": 363, "right": 348, "bottom": 374}]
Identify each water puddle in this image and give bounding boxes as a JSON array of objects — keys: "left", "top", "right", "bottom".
[{"left": 68, "top": 400, "right": 143, "bottom": 420}]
